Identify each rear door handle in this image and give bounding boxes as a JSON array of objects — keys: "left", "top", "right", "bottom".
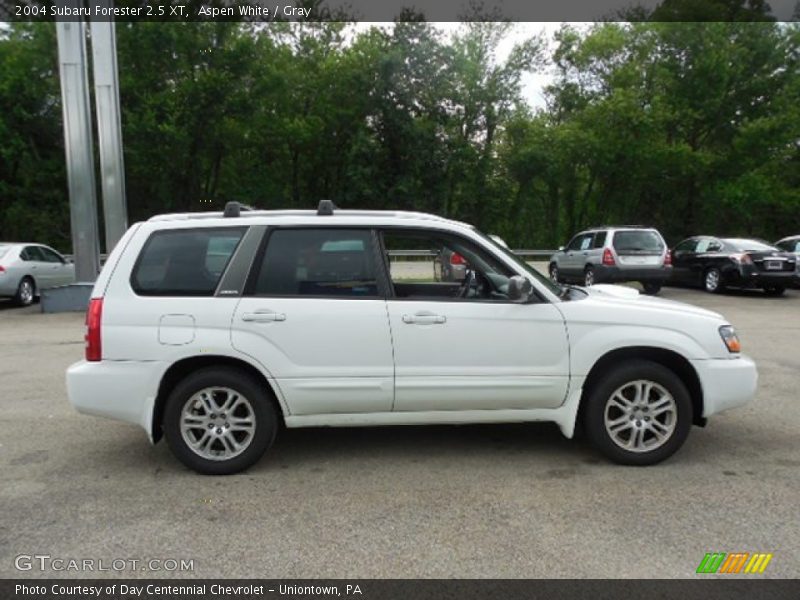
[
  {"left": 241, "top": 310, "right": 286, "bottom": 323},
  {"left": 402, "top": 313, "right": 446, "bottom": 325}
]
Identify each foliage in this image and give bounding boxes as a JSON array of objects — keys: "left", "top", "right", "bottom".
[{"left": 0, "top": 20, "right": 798, "bottom": 252}]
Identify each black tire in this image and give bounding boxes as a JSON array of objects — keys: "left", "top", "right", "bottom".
[
  {"left": 642, "top": 282, "right": 662, "bottom": 295},
  {"left": 549, "top": 263, "right": 560, "bottom": 283},
  {"left": 583, "top": 360, "right": 692, "bottom": 466},
  {"left": 763, "top": 286, "right": 785, "bottom": 297},
  {"left": 584, "top": 266, "right": 595, "bottom": 287},
  {"left": 703, "top": 267, "right": 724, "bottom": 294},
  {"left": 13, "top": 276, "right": 35, "bottom": 306},
  {"left": 163, "top": 367, "right": 278, "bottom": 475}
]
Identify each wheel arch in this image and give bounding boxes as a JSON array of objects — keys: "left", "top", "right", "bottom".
[
  {"left": 577, "top": 346, "right": 705, "bottom": 427},
  {"left": 151, "top": 355, "right": 285, "bottom": 443}
]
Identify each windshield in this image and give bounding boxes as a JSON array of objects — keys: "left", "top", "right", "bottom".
[
  {"left": 724, "top": 238, "right": 778, "bottom": 252},
  {"left": 612, "top": 230, "right": 664, "bottom": 254},
  {"left": 475, "top": 230, "right": 562, "bottom": 296}
]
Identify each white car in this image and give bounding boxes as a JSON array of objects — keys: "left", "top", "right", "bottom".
[
  {"left": 0, "top": 243, "right": 75, "bottom": 306},
  {"left": 66, "top": 202, "right": 757, "bottom": 474}
]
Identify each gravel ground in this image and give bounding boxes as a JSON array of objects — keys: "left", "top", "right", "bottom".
[{"left": 0, "top": 280, "right": 798, "bottom": 579}]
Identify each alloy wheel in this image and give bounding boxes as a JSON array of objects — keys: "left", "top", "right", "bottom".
[
  {"left": 705, "top": 269, "right": 720, "bottom": 292},
  {"left": 603, "top": 379, "right": 677, "bottom": 453},
  {"left": 19, "top": 279, "right": 34, "bottom": 305},
  {"left": 180, "top": 387, "right": 256, "bottom": 461},
  {"left": 584, "top": 268, "right": 595, "bottom": 287}
]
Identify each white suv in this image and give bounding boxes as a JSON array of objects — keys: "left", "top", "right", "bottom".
[{"left": 66, "top": 201, "right": 758, "bottom": 474}]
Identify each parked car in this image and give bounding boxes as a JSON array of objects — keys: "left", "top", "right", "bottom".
[
  {"left": 0, "top": 242, "right": 75, "bottom": 306},
  {"left": 775, "top": 235, "right": 800, "bottom": 288},
  {"left": 670, "top": 236, "right": 796, "bottom": 295},
  {"left": 549, "top": 226, "right": 671, "bottom": 295},
  {"left": 66, "top": 201, "right": 757, "bottom": 474}
]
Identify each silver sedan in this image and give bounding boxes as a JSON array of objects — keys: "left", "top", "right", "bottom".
[{"left": 0, "top": 243, "right": 75, "bottom": 306}]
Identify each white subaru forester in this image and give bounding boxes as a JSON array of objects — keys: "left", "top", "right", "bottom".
[{"left": 66, "top": 201, "right": 757, "bottom": 474}]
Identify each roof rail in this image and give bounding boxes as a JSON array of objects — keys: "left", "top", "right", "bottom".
[
  {"left": 223, "top": 202, "right": 253, "bottom": 218},
  {"left": 317, "top": 199, "right": 336, "bottom": 216},
  {"left": 587, "top": 224, "right": 650, "bottom": 230}
]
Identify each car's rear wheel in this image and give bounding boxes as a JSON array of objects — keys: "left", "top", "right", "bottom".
[
  {"left": 549, "top": 263, "right": 560, "bottom": 283},
  {"left": 14, "top": 277, "right": 35, "bottom": 306},
  {"left": 703, "top": 268, "right": 724, "bottom": 294},
  {"left": 584, "top": 360, "right": 692, "bottom": 466},
  {"left": 642, "top": 282, "right": 662, "bottom": 295},
  {"left": 584, "top": 266, "right": 595, "bottom": 287},
  {"left": 163, "top": 367, "right": 278, "bottom": 475},
  {"left": 763, "top": 286, "right": 785, "bottom": 296}
]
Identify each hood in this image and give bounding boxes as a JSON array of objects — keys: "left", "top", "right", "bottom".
[{"left": 583, "top": 284, "right": 724, "bottom": 321}]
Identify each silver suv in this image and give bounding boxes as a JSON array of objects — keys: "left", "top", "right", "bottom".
[{"left": 549, "top": 227, "right": 671, "bottom": 295}]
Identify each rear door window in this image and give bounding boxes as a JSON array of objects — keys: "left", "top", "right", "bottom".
[
  {"left": 131, "top": 228, "right": 246, "bottom": 296},
  {"left": 592, "top": 232, "right": 607, "bottom": 249},
  {"left": 252, "top": 229, "right": 378, "bottom": 297},
  {"left": 612, "top": 231, "right": 664, "bottom": 255},
  {"left": 21, "top": 246, "right": 46, "bottom": 261}
]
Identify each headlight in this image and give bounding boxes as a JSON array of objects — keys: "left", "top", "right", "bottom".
[{"left": 719, "top": 325, "right": 741, "bottom": 353}]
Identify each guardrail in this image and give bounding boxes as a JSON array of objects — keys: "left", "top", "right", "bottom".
[{"left": 64, "top": 249, "right": 557, "bottom": 264}]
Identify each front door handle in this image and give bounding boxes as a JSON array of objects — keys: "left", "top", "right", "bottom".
[
  {"left": 241, "top": 310, "right": 286, "bottom": 323},
  {"left": 402, "top": 313, "right": 446, "bottom": 325}
]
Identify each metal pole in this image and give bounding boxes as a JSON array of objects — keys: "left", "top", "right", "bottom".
[
  {"left": 91, "top": 2, "right": 128, "bottom": 252},
  {"left": 56, "top": 9, "right": 101, "bottom": 282}
]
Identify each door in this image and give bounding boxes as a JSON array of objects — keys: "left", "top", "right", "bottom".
[
  {"left": 231, "top": 228, "right": 394, "bottom": 416},
  {"left": 381, "top": 229, "right": 570, "bottom": 412},
  {"left": 671, "top": 239, "right": 698, "bottom": 284},
  {"left": 20, "top": 246, "right": 50, "bottom": 288},
  {"left": 562, "top": 233, "right": 593, "bottom": 277},
  {"left": 38, "top": 246, "right": 74, "bottom": 287}
]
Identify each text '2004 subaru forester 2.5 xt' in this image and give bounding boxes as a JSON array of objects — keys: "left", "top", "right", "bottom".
[{"left": 66, "top": 201, "right": 757, "bottom": 475}]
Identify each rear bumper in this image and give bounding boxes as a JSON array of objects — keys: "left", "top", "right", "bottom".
[
  {"left": 594, "top": 265, "right": 671, "bottom": 284},
  {"left": 66, "top": 360, "right": 165, "bottom": 442},
  {"left": 691, "top": 354, "right": 758, "bottom": 417},
  {"left": 730, "top": 267, "right": 797, "bottom": 288}
]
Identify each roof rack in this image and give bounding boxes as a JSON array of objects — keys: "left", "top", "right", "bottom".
[
  {"left": 586, "top": 224, "right": 650, "bottom": 230},
  {"left": 317, "top": 199, "right": 336, "bottom": 216},
  {"left": 223, "top": 202, "right": 253, "bottom": 218}
]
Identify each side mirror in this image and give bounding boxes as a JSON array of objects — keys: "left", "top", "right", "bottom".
[{"left": 507, "top": 275, "right": 533, "bottom": 303}]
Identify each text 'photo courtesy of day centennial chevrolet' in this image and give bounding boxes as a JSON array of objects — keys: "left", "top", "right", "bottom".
[{"left": 65, "top": 201, "right": 758, "bottom": 475}]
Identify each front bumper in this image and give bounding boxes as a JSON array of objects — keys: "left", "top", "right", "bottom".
[
  {"left": 690, "top": 354, "right": 758, "bottom": 417},
  {"left": 66, "top": 360, "right": 165, "bottom": 442}
]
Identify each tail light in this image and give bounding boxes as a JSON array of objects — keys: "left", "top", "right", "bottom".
[
  {"left": 450, "top": 252, "right": 466, "bottom": 266},
  {"left": 85, "top": 298, "right": 103, "bottom": 362},
  {"left": 664, "top": 250, "right": 672, "bottom": 266},
  {"left": 0, "top": 265, "right": 5, "bottom": 273},
  {"left": 602, "top": 248, "right": 616, "bottom": 266},
  {"left": 731, "top": 253, "right": 752, "bottom": 265}
]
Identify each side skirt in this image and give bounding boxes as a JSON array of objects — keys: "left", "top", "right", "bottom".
[{"left": 284, "top": 385, "right": 585, "bottom": 439}]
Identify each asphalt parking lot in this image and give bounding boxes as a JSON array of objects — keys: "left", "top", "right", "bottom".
[{"left": 1, "top": 283, "right": 798, "bottom": 579}]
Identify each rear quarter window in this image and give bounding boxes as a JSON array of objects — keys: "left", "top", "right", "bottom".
[{"left": 131, "top": 228, "right": 246, "bottom": 296}]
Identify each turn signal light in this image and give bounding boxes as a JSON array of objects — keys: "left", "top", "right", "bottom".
[
  {"left": 719, "top": 325, "right": 741, "bottom": 353},
  {"left": 602, "top": 248, "right": 616, "bottom": 266}
]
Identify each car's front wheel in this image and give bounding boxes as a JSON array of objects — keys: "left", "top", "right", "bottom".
[
  {"left": 163, "top": 367, "right": 278, "bottom": 475},
  {"left": 584, "top": 360, "right": 692, "bottom": 465}
]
